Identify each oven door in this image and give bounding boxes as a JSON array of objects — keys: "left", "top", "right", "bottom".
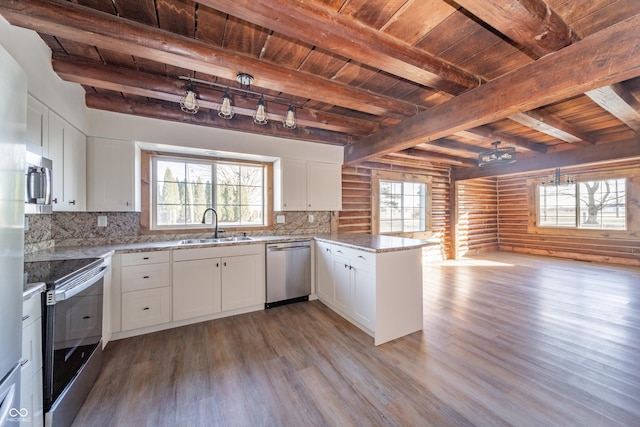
[{"left": 43, "top": 276, "right": 104, "bottom": 411}]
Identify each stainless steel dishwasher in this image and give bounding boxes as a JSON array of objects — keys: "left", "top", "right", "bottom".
[{"left": 266, "top": 241, "right": 311, "bottom": 308}]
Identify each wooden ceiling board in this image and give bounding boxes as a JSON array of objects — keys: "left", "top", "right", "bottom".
[
  {"left": 550, "top": 0, "right": 640, "bottom": 37},
  {"left": 222, "top": 16, "right": 270, "bottom": 58},
  {"left": 414, "top": 10, "right": 484, "bottom": 58},
  {"left": 112, "top": 0, "right": 158, "bottom": 27},
  {"left": 194, "top": 5, "right": 227, "bottom": 45},
  {"left": 134, "top": 57, "right": 170, "bottom": 76},
  {"left": 56, "top": 38, "right": 102, "bottom": 62},
  {"left": 38, "top": 34, "right": 65, "bottom": 56},
  {"left": 339, "top": 0, "right": 408, "bottom": 30},
  {"left": 260, "top": 33, "right": 313, "bottom": 70},
  {"left": 73, "top": 0, "right": 117, "bottom": 15},
  {"left": 331, "top": 61, "right": 379, "bottom": 87},
  {"left": 156, "top": 0, "right": 196, "bottom": 37},
  {"left": 98, "top": 49, "right": 136, "bottom": 70},
  {"left": 381, "top": 0, "right": 458, "bottom": 45},
  {"left": 297, "top": 49, "right": 350, "bottom": 79}
]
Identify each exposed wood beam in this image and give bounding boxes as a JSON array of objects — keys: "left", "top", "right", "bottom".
[
  {"left": 52, "top": 56, "right": 379, "bottom": 137},
  {"left": 0, "top": 0, "right": 417, "bottom": 118},
  {"left": 451, "top": 136, "right": 640, "bottom": 180},
  {"left": 420, "top": 139, "right": 486, "bottom": 155},
  {"left": 511, "top": 111, "right": 597, "bottom": 145},
  {"left": 458, "top": 126, "right": 548, "bottom": 153},
  {"left": 586, "top": 83, "right": 640, "bottom": 132},
  {"left": 453, "top": 0, "right": 579, "bottom": 58},
  {"left": 85, "top": 94, "right": 353, "bottom": 145},
  {"left": 392, "top": 148, "right": 476, "bottom": 167},
  {"left": 196, "top": 0, "right": 479, "bottom": 94},
  {"left": 344, "top": 14, "right": 640, "bottom": 164},
  {"left": 459, "top": 1, "right": 640, "bottom": 136}
]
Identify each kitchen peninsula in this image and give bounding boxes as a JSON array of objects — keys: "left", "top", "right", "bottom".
[{"left": 25, "top": 234, "right": 431, "bottom": 346}]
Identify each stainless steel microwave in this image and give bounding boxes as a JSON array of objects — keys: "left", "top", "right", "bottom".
[{"left": 25, "top": 151, "right": 53, "bottom": 214}]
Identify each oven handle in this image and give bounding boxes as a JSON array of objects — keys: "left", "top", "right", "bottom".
[{"left": 52, "top": 265, "right": 109, "bottom": 303}]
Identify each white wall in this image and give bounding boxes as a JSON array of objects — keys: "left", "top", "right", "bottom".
[
  {"left": 88, "top": 110, "right": 344, "bottom": 164},
  {"left": 0, "top": 18, "right": 344, "bottom": 165},
  {"left": 0, "top": 16, "right": 87, "bottom": 132}
]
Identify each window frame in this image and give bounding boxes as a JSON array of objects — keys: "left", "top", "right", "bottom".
[
  {"left": 371, "top": 170, "right": 432, "bottom": 238},
  {"left": 527, "top": 168, "right": 639, "bottom": 238},
  {"left": 140, "top": 150, "right": 273, "bottom": 234}
]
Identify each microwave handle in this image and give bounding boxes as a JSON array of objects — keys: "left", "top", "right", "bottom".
[{"left": 43, "top": 166, "right": 52, "bottom": 205}]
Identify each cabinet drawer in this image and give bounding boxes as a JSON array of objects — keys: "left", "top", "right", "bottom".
[
  {"left": 331, "top": 245, "right": 375, "bottom": 266},
  {"left": 121, "top": 250, "right": 170, "bottom": 266},
  {"left": 122, "top": 263, "right": 170, "bottom": 292},
  {"left": 122, "top": 287, "right": 172, "bottom": 331},
  {"left": 22, "top": 294, "right": 41, "bottom": 327}
]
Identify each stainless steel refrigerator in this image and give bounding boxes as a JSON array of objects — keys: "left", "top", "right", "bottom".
[{"left": 0, "top": 43, "right": 27, "bottom": 426}]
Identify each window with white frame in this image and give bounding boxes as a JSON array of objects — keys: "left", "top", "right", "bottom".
[
  {"left": 152, "top": 156, "right": 265, "bottom": 229},
  {"left": 538, "top": 178, "right": 626, "bottom": 230}
]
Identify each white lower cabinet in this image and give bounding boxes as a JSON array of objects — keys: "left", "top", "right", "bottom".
[
  {"left": 173, "top": 258, "right": 222, "bottom": 321},
  {"left": 315, "top": 240, "right": 422, "bottom": 345},
  {"left": 173, "top": 244, "right": 265, "bottom": 319},
  {"left": 21, "top": 295, "right": 44, "bottom": 427},
  {"left": 122, "top": 287, "right": 172, "bottom": 330},
  {"left": 120, "top": 250, "right": 172, "bottom": 331}
]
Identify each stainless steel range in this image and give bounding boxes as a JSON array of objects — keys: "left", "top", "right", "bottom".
[{"left": 24, "top": 258, "right": 108, "bottom": 427}]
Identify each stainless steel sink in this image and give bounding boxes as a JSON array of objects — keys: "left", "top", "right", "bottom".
[{"left": 177, "top": 236, "right": 253, "bottom": 245}]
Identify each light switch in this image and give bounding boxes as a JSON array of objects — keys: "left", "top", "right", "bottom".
[
  {"left": 308, "top": 214, "right": 314, "bottom": 223},
  {"left": 276, "top": 215, "right": 285, "bottom": 224},
  {"left": 97, "top": 215, "right": 108, "bottom": 227}
]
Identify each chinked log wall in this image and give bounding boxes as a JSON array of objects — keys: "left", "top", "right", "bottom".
[
  {"left": 456, "top": 160, "right": 640, "bottom": 266},
  {"left": 339, "top": 159, "right": 451, "bottom": 261}
]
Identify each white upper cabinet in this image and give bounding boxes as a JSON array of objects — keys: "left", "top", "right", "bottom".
[
  {"left": 87, "top": 137, "right": 141, "bottom": 212},
  {"left": 274, "top": 158, "right": 342, "bottom": 211},
  {"left": 49, "top": 112, "right": 86, "bottom": 211},
  {"left": 26, "top": 94, "right": 49, "bottom": 156}
]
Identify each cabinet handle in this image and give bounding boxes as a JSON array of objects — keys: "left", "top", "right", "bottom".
[
  {"left": 336, "top": 250, "right": 343, "bottom": 254},
  {"left": 22, "top": 314, "right": 30, "bottom": 321},
  {"left": 20, "top": 359, "right": 29, "bottom": 367},
  {"left": 216, "top": 263, "right": 219, "bottom": 267},
  {"left": 358, "top": 255, "right": 366, "bottom": 260},
  {"left": 223, "top": 262, "right": 227, "bottom": 267},
  {"left": 82, "top": 316, "right": 91, "bottom": 320},
  {"left": 143, "top": 257, "right": 150, "bottom": 260},
  {"left": 326, "top": 248, "right": 330, "bottom": 252},
  {"left": 126, "top": 201, "right": 130, "bottom": 206},
  {"left": 69, "top": 200, "right": 76, "bottom": 205},
  {"left": 143, "top": 307, "right": 150, "bottom": 311},
  {"left": 143, "top": 275, "right": 150, "bottom": 279},
  {"left": 308, "top": 204, "right": 311, "bottom": 207},
  {"left": 52, "top": 198, "right": 58, "bottom": 204},
  {"left": 344, "top": 264, "right": 349, "bottom": 269}
]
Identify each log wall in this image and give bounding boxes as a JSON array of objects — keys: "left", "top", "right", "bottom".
[
  {"left": 339, "top": 158, "right": 451, "bottom": 261},
  {"left": 455, "top": 177, "right": 499, "bottom": 257}
]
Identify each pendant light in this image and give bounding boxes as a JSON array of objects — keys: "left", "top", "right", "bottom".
[
  {"left": 282, "top": 105, "right": 296, "bottom": 129},
  {"left": 180, "top": 83, "right": 199, "bottom": 114},
  {"left": 218, "top": 89, "right": 234, "bottom": 119},
  {"left": 253, "top": 96, "right": 268, "bottom": 125}
]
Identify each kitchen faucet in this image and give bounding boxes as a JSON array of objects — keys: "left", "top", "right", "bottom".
[{"left": 201, "top": 207, "right": 222, "bottom": 238}]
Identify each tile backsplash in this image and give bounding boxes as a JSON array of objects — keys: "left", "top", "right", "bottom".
[{"left": 25, "top": 211, "right": 331, "bottom": 252}]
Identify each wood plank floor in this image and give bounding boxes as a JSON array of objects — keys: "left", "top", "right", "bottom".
[{"left": 73, "top": 252, "right": 640, "bottom": 426}]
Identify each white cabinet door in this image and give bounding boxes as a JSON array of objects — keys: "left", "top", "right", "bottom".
[
  {"left": 26, "top": 94, "right": 48, "bottom": 156},
  {"left": 350, "top": 258, "right": 376, "bottom": 331},
  {"left": 276, "top": 158, "right": 307, "bottom": 211},
  {"left": 173, "top": 258, "right": 222, "bottom": 321},
  {"left": 87, "top": 138, "right": 140, "bottom": 212},
  {"left": 315, "top": 241, "right": 335, "bottom": 303},
  {"left": 48, "top": 113, "right": 64, "bottom": 210},
  {"left": 63, "top": 123, "right": 86, "bottom": 211},
  {"left": 48, "top": 112, "right": 86, "bottom": 211},
  {"left": 221, "top": 254, "right": 263, "bottom": 311},
  {"left": 332, "top": 252, "right": 351, "bottom": 314},
  {"left": 307, "top": 161, "right": 342, "bottom": 211}
]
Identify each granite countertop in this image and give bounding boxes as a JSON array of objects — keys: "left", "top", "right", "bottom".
[
  {"left": 23, "top": 282, "right": 46, "bottom": 301},
  {"left": 24, "top": 234, "right": 435, "bottom": 263}
]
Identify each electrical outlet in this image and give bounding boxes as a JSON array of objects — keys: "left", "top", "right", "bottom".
[
  {"left": 276, "top": 215, "right": 285, "bottom": 224},
  {"left": 308, "top": 214, "right": 314, "bottom": 223},
  {"left": 97, "top": 215, "right": 108, "bottom": 227}
]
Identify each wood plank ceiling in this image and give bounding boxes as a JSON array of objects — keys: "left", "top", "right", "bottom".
[{"left": 2, "top": 0, "right": 640, "bottom": 171}]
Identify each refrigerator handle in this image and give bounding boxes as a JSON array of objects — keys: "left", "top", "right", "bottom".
[{"left": 0, "top": 381, "right": 17, "bottom": 425}]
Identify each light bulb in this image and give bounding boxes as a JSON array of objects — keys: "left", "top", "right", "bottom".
[
  {"left": 283, "top": 105, "right": 296, "bottom": 129},
  {"left": 253, "top": 97, "right": 268, "bottom": 125},
  {"left": 218, "top": 91, "right": 234, "bottom": 119}
]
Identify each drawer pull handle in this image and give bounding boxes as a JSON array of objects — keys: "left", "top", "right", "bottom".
[
  {"left": 82, "top": 316, "right": 91, "bottom": 320},
  {"left": 336, "top": 250, "right": 343, "bottom": 254},
  {"left": 358, "top": 255, "right": 366, "bottom": 260},
  {"left": 20, "top": 359, "right": 29, "bottom": 367},
  {"left": 326, "top": 248, "right": 330, "bottom": 252},
  {"left": 143, "top": 307, "right": 150, "bottom": 311},
  {"left": 344, "top": 264, "right": 349, "bottom": 269},
  {"left": 69, "top": 200, "right": 76, "bottom": 205},
  {"left": 143, "top": 257, "right": 150, "bottom": 260},
  {"left": 22, "top": 315, "right": 30, "bottom": 321},
  {"left": 223, "top": 262, "right": 227, "bottom": 267},
  {"left": 143, "top": 275, "right": 150, "bottom": 279},
  {"left": 216, "top": 263, "right": 219, "bottom": 267}
]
